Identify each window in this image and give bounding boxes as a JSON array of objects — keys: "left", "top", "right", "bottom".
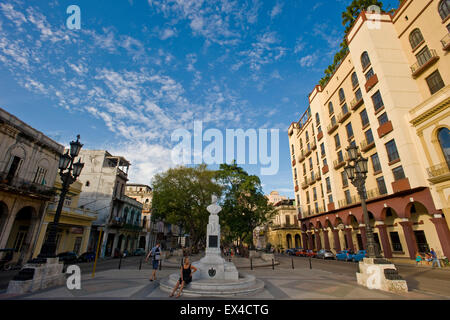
[
  {"left": 294, "top": 168, "right": 298, "bottom": 179},
  {"left": 334, "top": 134, "right": 341, "bottom": 149},
  {"left": 309, "top": 157, "right": 313, "bottom": 170},
  {"left": 316, "top": 113, "right": 320, "bottom": 125},
  {"left": 323, "top": 158, "right": 328, "bottom": 166},
  {"left": 361, "top": 51, "right": 371, "bottom": 70},
  {"left": 409, "top": 29, "right": 424, "bottom": 50},
  {"left": 351, "top": 72, "right": 359, "bottom": 88},
  {"left": 320, "top": 143, "right": 325, "bottom": 157},
  {"left": 365, "top": 129, "right": 374, "bottom": 144},
  {"left": 339, "top": 88, "right": 346, "bottom": 103},
  {"left": 385, "top": 140, "right": 400, "bottom": 163},
  {"left": 438, "top": 0, "right": 450, "bottom": 20},
  {"left": 372, "top": 90, "right": 384, "bottom": 112},
  {"left": 306, "top": 191, "right": 310, "bottom": 204},
  {"left": 33, "top": 167, "right": 48, "bottom": 185},
  {"left": 313, "top": 187, "right": 317, "bottom": 201},
  {"left": 360, "top": 109, "right": 369, "bottom": 127},
  {"left": 306, "top": 131, "right": 309, "bottom": 142},
  {"left": 342, "top": 103, "right": 348, "bottom": 115},
  {"left": 337, "top": 150, "right": 344, "bottom": 163},
  {"left": 355, "top": 88, "right": 362, "bottom": 101},
  {"left": 390, "top": 232, "right": 403, "bottom": 252},
  {"left": 300, "top": 138, "right": 303, "bottom": 148},
  {"left": 346, "top": 122, "right": 354, "bottom": 140},
  {"left": 318, "top": 125, "right": 322, "bottom": 134},
  {"left": 392, "top": 166, "right": 406, "bottom": 181},
  {"left": 426, "top": 70, "right": 445, "bottom": 95},
  {"left": 315, "top": 202, "right": 319, "bottom": 213},
  {"left": 371, "top": 153, "right": 382, "bottom": 172},
  {"left": 328, "top": 102, "right": 334, "bottom": 115},
  {"left": 416, "top": 46, "right": 432, "bottom": 67},
  {"left": 6, "top": 156, "right": 22, "bottom": 181},
  {"left": 328, "top": 194, "right": 333, "bottom": 204},
  {"left": 377, "top": 176, "right": 388, "bottom": 195},
  {"left": 303, "top": 163, "right": 306, "bottom": 175},
  {"left": 438, "top": 127, "right": 450, "bottom": 168},
  {"left": 331, "top": 115, "right": 336, "bottom": 126},
  {"left": 345, "top": 190, "right": 352, "bottom": 205},
  {"left": 378, "top": 112, "right": 389, "bottom": 126},
  {"left": 342, "top": 171, "right": 348, "bottom": 187},
  {"left": 85, "top": 181, "right": 90, "bottom": 187},
  {"left": 291, "top": 144, "right": 295, "bottom": 154},
  {"left": 365, "top": 68, "right": 374, "bottom": 81},
  {"left": 326, "top": 177, "right": 331, "bottom": 193}
]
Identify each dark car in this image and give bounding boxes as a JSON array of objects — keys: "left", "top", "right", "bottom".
[
  {"left": 285, "top": 248, "right": 296, "bottom": 255},
  {"left": 133, "top": 248, "right": 146, "bottom": 256},
  {"left": 77, "top": 251, "right": 95, "bottom": 262},
  {"left": 316, "top": 249, "right": 335, "bottom": 260},
  {"left": 57, "top": 252, "right": 78, "bottom": 264}
]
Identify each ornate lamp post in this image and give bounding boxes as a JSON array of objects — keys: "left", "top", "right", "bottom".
[
  {"left": 344, "top": 144, "right": 381, "bottom": 258},
  {"left": 38, "top": 135, "right": 84, "bottom": 259}
]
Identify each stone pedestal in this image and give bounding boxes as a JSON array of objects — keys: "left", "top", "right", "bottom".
[
  {"left": 7, "top": 258, "right": 65, "bottom": 295},
  {"left": 356, "top": 258, "right": 408, "bottom": 293}
]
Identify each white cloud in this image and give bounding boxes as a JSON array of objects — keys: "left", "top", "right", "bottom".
[
  {"left": 270, "top": 2, "right": 283, "bottom": 19},
  {"left": 298, "top": 53, "right": 318, "bottom": 68},
  {"left": 0, "top": 3, "right": 27, "bottom": 27}
]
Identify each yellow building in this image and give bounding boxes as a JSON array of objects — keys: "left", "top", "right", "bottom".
[
  {"left": 263, "top": 192, "right": 301, "bottom": 251},
  {"left": 32, "top": 176, "right": 97, "bottom": 258},
  {"left": 288, "top": 0, "right": 450, "bottom": 260}
]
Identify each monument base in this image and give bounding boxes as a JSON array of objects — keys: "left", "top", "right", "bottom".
[
  {"left": 7, "top": 258, "right": 66, "bottom": 295},
  {"left": 356, "top": 258, "right": 408, "bottom": 293}
]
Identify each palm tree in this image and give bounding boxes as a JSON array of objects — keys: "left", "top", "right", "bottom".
[{"left": 341, "top": 0, "right": 384, "bottom": 29}]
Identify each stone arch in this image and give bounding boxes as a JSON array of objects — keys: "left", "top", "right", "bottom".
[
  {"left": 286, "top": 234, "right": 293, "bottom": 248},
  {"left": 3, "top": 144, "right": 27, "bottom": 172},
  {"left": 334, "top": 216, "right": 344, "bottom": 227},
  {"left": 294, "top": 234, "right": 301, "bottom": 247},
  {"left": 0, "top": 201, "right": 9, "bottom": 235},
  {"left": 139, "top": 236, "right": 146, "bottom": 249},
  {"left": 6, "top": 206, "right": 38, "bottom": 262},
  {"left": 348, "top": 214, "right": 359, "bottom": 229}
]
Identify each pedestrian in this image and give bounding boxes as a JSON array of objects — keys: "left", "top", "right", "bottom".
[
  {"left": 170, "top": 256, "right": 197, "bottom": 298},
  {"left": 430, "top": 248, "right": 441, "bottom": 268},
  {"left": 425, "top": 252, "right": 432, "bottom": 265},
  {"left": 145, "top": 243, "right": 161, "bottom": 281},
  {"left": 415, "top": 252, "right": 423, "bottom": 266}
]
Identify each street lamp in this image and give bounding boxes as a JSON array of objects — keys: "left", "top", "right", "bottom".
[
  {"left": 38, "top": 135, "right": 84, "bottom": 259},
  {"left": 344, "top": 145, "right": 381, "bottom": 258}
]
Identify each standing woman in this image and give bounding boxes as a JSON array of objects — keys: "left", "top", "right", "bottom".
[{"left": 170, "top": 257, "right": 197, "bottom": 298}]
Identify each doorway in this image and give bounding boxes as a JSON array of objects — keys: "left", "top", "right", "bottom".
[{"left": 414, "top": 230, "right": 429, "bottom": 253}]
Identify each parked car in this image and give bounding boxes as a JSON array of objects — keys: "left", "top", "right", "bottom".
[
  {"left": 77, "top": 251, "right": 95, "bottom": 263},
  {"left": 336, "top": 250, "right": 354, "bottom": 262},
  {"left": 57, "top": 252, "right": 78, "bottom": 264},
  {"left": 352, "top": 250, "right": 367, "bottom": 262},
  {"left": 133, "top": 248, "right": 146, "bottom": 256},
  {"left": 295, "top": 248, "right": 307, "bottom": 257},
  {"left": 316, "top": 249, "right": 335, "bottom": 260},
  {"left": 305, "top": 250, "right": 317, "bottom": 258},
  {"left": 285, "top": 248, "right": 296, "bottom": 255}
]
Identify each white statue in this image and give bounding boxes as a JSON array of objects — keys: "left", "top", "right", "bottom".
[{"left": 207, "top": 195, "right": 221, "bottom": 215}]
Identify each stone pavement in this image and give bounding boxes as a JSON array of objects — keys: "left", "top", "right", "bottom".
[{"left": 1, "top": 260, "right": 449, "bottom": 300}]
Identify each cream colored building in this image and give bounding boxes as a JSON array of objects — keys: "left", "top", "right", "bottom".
[
  {"left": 32, "top": 176, "right": 97, "bottom": 258},
  {"left": 288, "top": 0, "right": 450, "bottom": 260},
  {"left": 0, "top": 107, "right": 63, "bottom": 264}
]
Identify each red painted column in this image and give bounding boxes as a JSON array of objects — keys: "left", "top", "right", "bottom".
[
  {"left": 301, "top": 232, "right": 308, "bottom": 250},
  {"left": 323, "top": 229, "right": 330, "bottom": 250},
  {"left": 332, "top": 228, "right": 341, "bottom": 252},
  {"left": 359, "top": 225, "right": 367, "bottom": 250},
  {"left": 399, "top": 220, "right": 419, "bottom": 259},
  {"left": 375, "top": 223, "right": 392, "bottom": 258},
  {"left": 315, "top": 230, "right": 322, "bottom": 250},
  {"left": 345, "top": 227, "right": 355, "bottom": 251},
  {"left": 430, "top": 215, "right": 450, "bottom": 259}
]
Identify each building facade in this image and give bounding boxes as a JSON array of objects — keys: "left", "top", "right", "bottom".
[
  {"left": 32, "top": 176, "right": 97, "bottom": 258},
  {"left": 263, "top": 192, "right": 301, "bottom": 251},
  {"left": 0, "top": 107, "right": 63, "bottom": 264},
  {"left": 288, "top": 0, "right": 450, "bottom": 260},
  {"left": 76, "top": 150, "right": 143, "bottom": 257}
]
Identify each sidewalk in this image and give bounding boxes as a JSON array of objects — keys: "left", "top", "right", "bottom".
[{"left": 390, "top": 257, "right": 450, "bottom": 271}]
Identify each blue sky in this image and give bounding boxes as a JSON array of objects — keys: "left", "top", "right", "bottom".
[{"left": 0, "top": 0, "right": 397, "bottom": 198}]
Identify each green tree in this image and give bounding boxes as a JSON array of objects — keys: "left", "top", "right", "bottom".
[
  {"left": 151, "top": 164, "right": 222, "bottom": 251},
  {"left": 215, "top": 162, "right": 276, "bottom": 249},
  {"left": 342, "top": 0, "right": 384, "bottom": 33}
]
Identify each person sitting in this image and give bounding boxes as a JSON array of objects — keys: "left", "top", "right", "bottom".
[
  {"left": 170, "top": 257, "right": 197, "bottom": 298},
  {"left": 425, "top": 253, "right": 432, "bottom": 265},
  {"left": 415, "top": 252, "right": 423, "bottom": 266}
]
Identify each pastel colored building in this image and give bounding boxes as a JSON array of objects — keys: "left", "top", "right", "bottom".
[{"left": 288, "top": 0, "right": 450, "bottom": 260}]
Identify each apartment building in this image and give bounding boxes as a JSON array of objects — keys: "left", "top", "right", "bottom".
[{"left": 288, "top": 0, "right": 450, "bottom": 260}]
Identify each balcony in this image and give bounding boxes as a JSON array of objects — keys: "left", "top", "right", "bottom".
[
  {"left": 0, "top": 171, "right": 56, "bottom": 199},
  {"left": 292, "top": 158, "right": 296, "bottom": 167},
  {"left": 327, "top": 121, "right": 338, "bottom": 134},
  {"left": 392, "top": 178, "right": 411, "bottom": 193},
  {"left": 315, "top": 172, "right": 321, "bottom": 181},
  {"left": 308, "top": 176, "right": 316, "bottom": 185},
  {"left": 338, "top": 109, "right": 351, "bottom": 124},
  {"left": 350, "top": 96, "right": 364, "bottom": 111},
  {"left": 295, "top": 185, "right": 299, "bottom": 192},
  {"left": 301, "top": 179, "right": 309, "bottom": 190},
  {"left": 377, "top": 120, "right": 393, "bottom": 138},
  {"left": 333, "top": 159, "right": 345, "bottom": 170},
  {"left": 410, "top": 49, "right": 439, "bottom": 78},
  {"left": 311, "top": 140, "right": 317, "bottom": 150},
  {"left": 360, "top": 139, "right": 375, "bottom": 153},
  {"left": 441, "top": 33, "right": 450, "bottom": 51},
  {"left": 427, "top": 162, "right": 450, "bottom": 184},
  {"left": 365, "top": 73, "right": 378, "bottom": 92},
  {"left": 327, "top": 202, "right": 335, "bottom": 211},
  {"left": 305, "top": 148, "right": 312, "bottom": 157},
  {"left": 299, "top": 150, "right": 306, "bottom": 163},
  {"left": 47, "top": 203, "right": 97, "bottom": 219},
  {"left": 109, "top": 216, "right": 125, "bottom": 228},
  {"left": 317, "top": 131, "right": 323, "bottom": 141},
  {"left": 322, "top": 165, "right": 329, "bottom": 174}
]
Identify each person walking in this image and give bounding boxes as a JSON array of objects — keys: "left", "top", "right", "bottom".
[
  {"left": 145, "top": 243, "right": 161, "bottom": 281},
  {"left": 415, "top": 252, "right": 423, "bottom": 266},
  {"left": 430, "top": 248, "right": 441, "bottom": 268},
  {"left": 170, "top": 256, "right": 197, "bottom": 298}
]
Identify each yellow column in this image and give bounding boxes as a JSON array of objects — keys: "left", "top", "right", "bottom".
[{"left": 32, "top": 222, "right": 49, "bottom": 259}]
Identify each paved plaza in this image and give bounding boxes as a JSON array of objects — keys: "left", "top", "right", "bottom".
[{"left": 1, "top": 255, "right": 449, "bottom": 300}]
